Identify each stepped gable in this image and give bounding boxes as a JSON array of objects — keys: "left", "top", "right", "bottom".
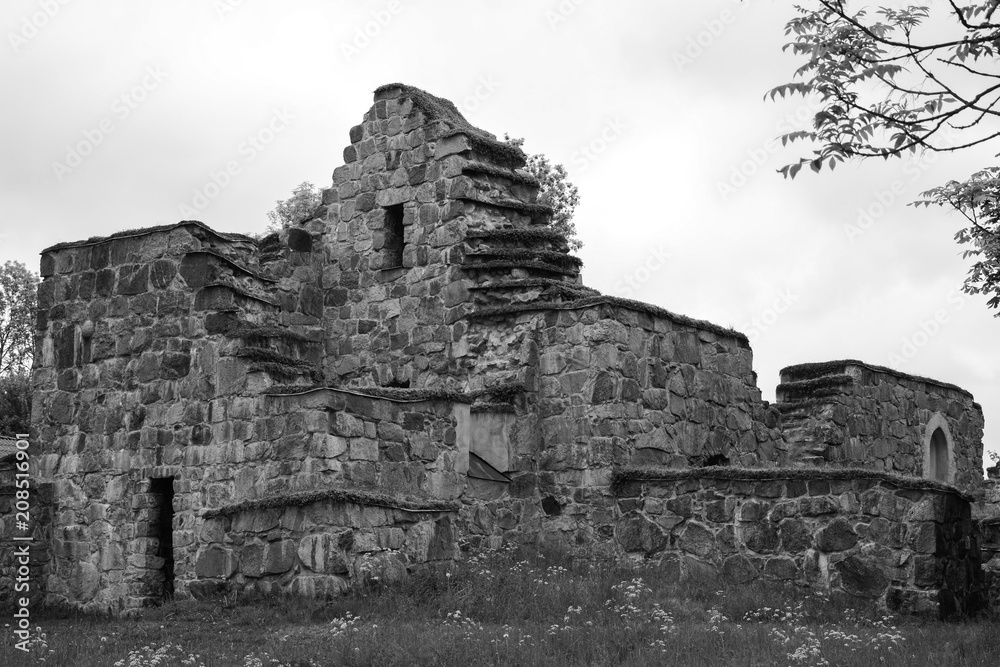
[{"left": 314, "top": 82, "right": 589, "bottom": 389}]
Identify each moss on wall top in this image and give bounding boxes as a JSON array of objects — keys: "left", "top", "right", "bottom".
[
  {"left": 776, "top": 374, "right": 854, "bottom": 398},
  {"left": 781, "top": 359, "right": 974, "bottom": 399},
  {"left": 613, "top": 465, "right": 973, "bottom": 501},
  {"left": 463, "top": 160, "right": 540, "bottom": 186},
  {"left": 468, "top": 277, "right": 599, "bottom": 297},
  {"left": 466, "top": 247, "right": 583, "bottom": 268},
  {"left": 41, "top": 220, "right": 256, "bottom": 253},
  {"left": 374, "top": 83, "right": 526, "bottom": 167},
  {"left": 203, "top": 485, "right": 459, "bottom": 518},
  {"left": 467, "top": 228, "right": 570, "bottom": 246},
  {"left": 468, "top": 295, "right": 750, "bottom": 343},
  {"left": 264, "top": 384, "right": 476, "bottom": 404}
]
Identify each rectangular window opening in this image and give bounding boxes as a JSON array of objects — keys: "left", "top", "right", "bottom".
[
  {"left": 384, "top": 204, "right": 405, "bottom": 268},
  {"left": 149, "top": 477, "right": 175, "bottom": 600}
]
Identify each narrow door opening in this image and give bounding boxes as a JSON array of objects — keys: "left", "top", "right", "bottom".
[
  {"left": 384, "top": 204, "right": 405, "bottom": 268},
  {"left": 149, "top": 477, "right": 175, "bottom": 600}
]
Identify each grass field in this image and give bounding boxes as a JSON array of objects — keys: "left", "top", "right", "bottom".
[{"left": 2, "top": 545, "right": 997, "bottom": 666}]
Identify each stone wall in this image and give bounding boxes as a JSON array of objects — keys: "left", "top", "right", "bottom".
[
  {"left": 608, "top": 468, "right": 986, "bottom": 618},
  {"left": 193, "top": 493, "right": 456, "bottom": 600},
  {"left": 32, "top": 376, "right": 470, "bottom": 609},
  {"left": 458, "top": 299, "right": 787, "bottom": 553},
  {"left": 777, "top": 361, "right": 985, "bottom": 493},
  {"left": 30, "top": 219, "right": 475, "bottom": 610},
  {"left": 24, "top": 83, "right": 994, "bottom": 616}
]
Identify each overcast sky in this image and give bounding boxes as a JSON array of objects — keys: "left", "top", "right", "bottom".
[{"left": 1, "top": 0, "right": 996, "bottom": 465}]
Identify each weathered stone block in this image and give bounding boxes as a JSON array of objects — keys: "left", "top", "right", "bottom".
[
  {"left": 816, "top": 518, "right": 858, "bottom": 553},
  {"left": 298, "top": 533, "right": 350, "bottom": 575},
  {"left": 742, "top": 523, "right": 780, "bottom": 554},
  {"left": 195, "top": 546, "right": 236, "bottom": 578},
  {"left": 722, "top": 554, "right": 758, "bottom": 583},
  {"left": 615, "top": 514, "right": 668, "bottom": 555},
  {"left": 835, "top": 555, "right": 888, "bottom": 598},
  {"left": 763, "top": 557, "right": 799, "bottom": 580},
  {"left": 907, "top": 521, "right": 938, "bottom": 554},
  {"left": 778, "top": 518, "right": 813, "bottom": 552},
  {"left": 678, "top": 521, "right": 715, "bottom": 558},
  {"left": 263, "top": 540, "right": 297, "bottom": 574}
]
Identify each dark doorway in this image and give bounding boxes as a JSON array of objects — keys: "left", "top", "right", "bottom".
[
  {"left": 149, "top": 477, "right": 175, "bottom": 599},
  {"left": 384, "top": 204, "right": 405, "bottom": 268}
]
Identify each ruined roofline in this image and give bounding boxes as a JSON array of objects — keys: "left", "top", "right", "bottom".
[
  {"left": 780, "top": 359, "right": 975, "bottom": 401},
  {"left": 40, "top": 220, "right": 256, "bottom": 254},
  {"left": 614, "top": 465, "right": 974, "bottom": 501},
  {"left": 469, "top": 295, "right": 751, "bottom": 344},
  {"left": 374, "top": 82, "right": 526, "bottom": 166}
]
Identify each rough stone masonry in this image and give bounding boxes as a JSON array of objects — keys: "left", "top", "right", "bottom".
[{"left": 2, "top": 83, "right": 995, "bottom": 617}]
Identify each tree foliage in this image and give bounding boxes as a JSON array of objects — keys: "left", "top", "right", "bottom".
[
  {"left": 0, "top": 372, "right": 31, "bottom": 435},
  {"left": 0, "top": 260, "right": 38, "bottom": 376},
  {"left": 771, "top": 1, "right": 1000, "bottom": 176},
  {"left": 505, "top": 136, "right": 583, "bottom": 252},
  {"left": 771, "top": 1, "right": 1000, "bottom": 314},
  {"left": 913, "top": 168, "right": 1000, "bottom": 311},
  {"left": 266, "top": 181, "right": 321, "bottom": 233}
]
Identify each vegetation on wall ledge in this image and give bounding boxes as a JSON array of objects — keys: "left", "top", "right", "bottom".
[
  {"left": 467, "top": 295, "right": 749, "bottom": 343},
  {"left": 467, "top": 227, "right": 570, "bottom": 247},
  {"left": 775, "top": 374, "right": 854, "bottom": 399},
  {"left": 374, "top": 83, "right": 526, "bottom": 167},
  {"left": 203, "top": 486, "right": 459, "bottom": 518},
  {"left": 461, "top": 160, "right": 540, "bottom": 186},
  {"left": 781, "top": 359, "right": 974, "bottom": 397},
  {"left": 41, "top": 220, "right": 255, "bottom": 252},
  {"left": 466, "top": 247, "right": 583, "bottom": 268},
  {"left": 612, "top": 465, "right": 972, "bottom": 500}
]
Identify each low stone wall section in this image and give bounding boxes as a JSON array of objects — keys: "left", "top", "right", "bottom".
[
  {"left": 608, "top": 468, "right": 986, "bottom": 618},
  {"left": 192, "top": 490, "right": 457, "bottom": 599}
]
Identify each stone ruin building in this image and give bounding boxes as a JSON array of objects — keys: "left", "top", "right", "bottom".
[{"left": 2, "top": 83, "right": 998, "bottom": 618}]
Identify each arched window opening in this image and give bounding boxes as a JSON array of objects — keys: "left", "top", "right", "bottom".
[{"left": 929, "top": 428, "right": 949, "bottom": 482}]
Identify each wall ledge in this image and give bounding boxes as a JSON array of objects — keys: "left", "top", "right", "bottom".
[
  {"left": 202, "top": 486, "right": 460, "bottom": 518},
  {"left": 612, "top": 465, "right": 974, "bottom": 501}
]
